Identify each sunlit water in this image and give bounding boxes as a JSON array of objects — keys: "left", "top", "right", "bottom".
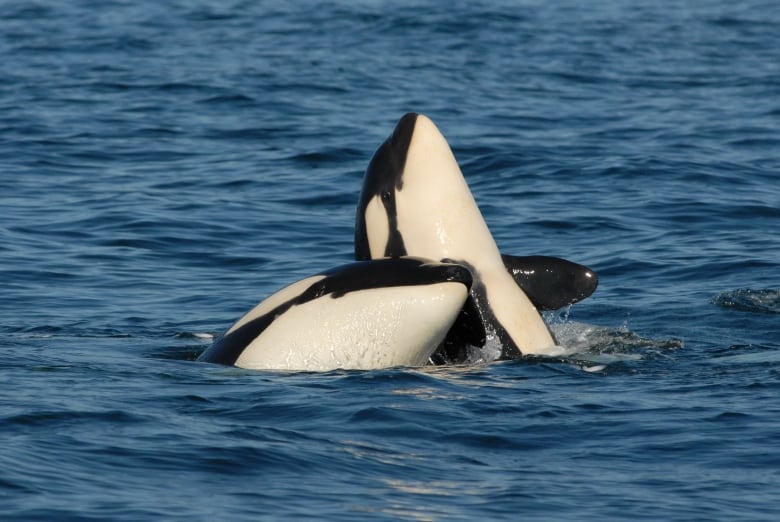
[{"left": 1, "top": 1, "right": 778, "bottom": 520}]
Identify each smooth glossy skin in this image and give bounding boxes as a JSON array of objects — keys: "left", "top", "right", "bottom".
[
  {"left": 356, "top": 113, "right": 564, "bottom": 358},
  {"left": 198, "top": 258, "right": 473, "bottom": 371},
  {"left": 501, "top": 254, "right": 598, "bottom": 311}
]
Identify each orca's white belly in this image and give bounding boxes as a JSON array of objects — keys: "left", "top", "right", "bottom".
[{"left": 235, "top": 283, "right": 468, "bottom": 371}]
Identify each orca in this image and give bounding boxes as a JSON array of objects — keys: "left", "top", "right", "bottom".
[
  {"left": 197, "top": 257, "right": 473, "bottom": 371},
  {"left": 355, "top": 113, "right": 597, "bottom": 360}
]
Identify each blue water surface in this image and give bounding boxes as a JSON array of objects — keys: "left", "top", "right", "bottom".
[{"left": 1, "top": 1, "right": 779, "bottom": 520}]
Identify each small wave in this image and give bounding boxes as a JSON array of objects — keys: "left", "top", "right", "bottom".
[
  {"left": 173, "top": 332, "right": 214, "bottom": 341},
  {"left": 711, "top": 289, "right": 780, "bottom": 315},
  {"left": 5, "top": 409, "right": 141, "bottom": 427},
  {"left": 198, "top": 93, "right": 256, "bottom": 105},
  {"left": 4, "top": 325, "right": 132, "bottom": 339},
  {"left": 712, "top": 344, "right": 780, "bottom": 365},
  {"left": 552, "top": 321, "right": 682, "bottom": 353},
  {"left": 547, "top": 321, "right": 683, "bottom": 371},
  {"left": 150, "top": 333, "right": 214, "bottom": 361}
]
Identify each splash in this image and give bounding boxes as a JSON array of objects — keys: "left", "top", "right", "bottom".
[
  {"left": 711, "top": 289, "right": 780, "bottom": 315},
  {"left": 551, "top": 321, "right": 683, "bottom": 354},
  {"left": 540, "top": 320, "right": 684, "bottom": 372}
]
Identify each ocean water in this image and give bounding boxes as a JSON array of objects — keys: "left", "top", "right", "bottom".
[{"left": 1, "top": 0, "right": 779, "bottom": 520}]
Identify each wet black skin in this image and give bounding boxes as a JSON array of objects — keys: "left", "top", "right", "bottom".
[{"left": 501, "top": 254, "right": 598, "bottom": 311}]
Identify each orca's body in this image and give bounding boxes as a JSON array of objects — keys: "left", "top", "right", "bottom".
[
  {"left": 197, "top": 258, "right": 472, "bottom": 371},
  {"left": 356, "top": 113, "right": 597, "bottom": 359}
]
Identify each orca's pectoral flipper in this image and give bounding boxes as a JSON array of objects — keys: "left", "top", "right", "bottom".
[{"left": 501, "top": 254, "right": 598, "bottom": 311}]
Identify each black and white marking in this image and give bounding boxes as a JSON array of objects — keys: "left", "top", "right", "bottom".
[
  {"left": 356, "top": 113, "right": 597, "bottom": 359},
  {"left": 198, "top": 258, "right": 473, "bottom": 371}
]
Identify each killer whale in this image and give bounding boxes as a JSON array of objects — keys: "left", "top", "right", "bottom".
[
  {"left": 197, "top": 257, "right": 472, "bottom": 371},
  {"left": 355, "top": 113, "right": 597, "bottom": 359}
]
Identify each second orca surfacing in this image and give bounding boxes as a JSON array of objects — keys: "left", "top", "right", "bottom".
[{"left": 356, "top": 113, "right": 597, "bottom": 362}]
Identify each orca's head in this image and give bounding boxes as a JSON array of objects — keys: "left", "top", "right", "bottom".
[
  {"left": 355, "top": 113, "right": 476, "bottom": 261},
  {"left": 355, "top": 113, "right": 417, "bottom": 260}
]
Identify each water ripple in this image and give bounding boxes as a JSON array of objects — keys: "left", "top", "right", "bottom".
[
  {"left": 2, "top": 0, "right": 780, "bottom": 520},
  {"left": 711, "top": 289, "right": 780, "bottom": 314}
]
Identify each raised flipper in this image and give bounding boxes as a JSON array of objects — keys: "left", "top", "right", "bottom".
[{"left": 501, "top": 255, "right": 598, "bottom": 311}]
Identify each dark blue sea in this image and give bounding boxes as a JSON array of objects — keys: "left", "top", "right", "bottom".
[{"left": 2, "top": 1, "right": 779, "bottom": 520}]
